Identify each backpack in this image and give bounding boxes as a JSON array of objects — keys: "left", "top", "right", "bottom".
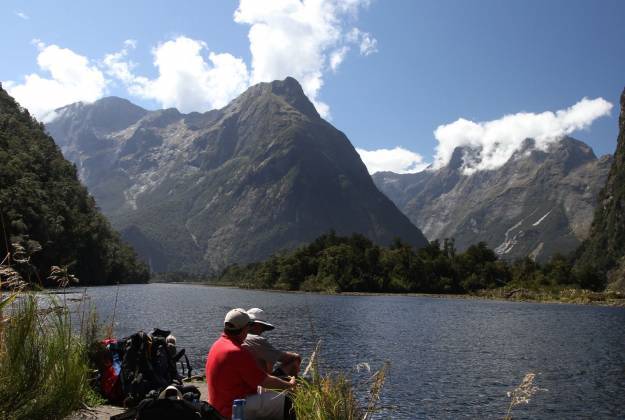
[
  {"left": 119, "top": 329, "right": 193, "bottom": 405},
  {"left": 149, "top": 328, "right": 192, "bottom": 385},
  {"left": 110, "top": 392, "right": 224, "bottom": 420},
  {"left": 99, "top": 338, "right": 124, "bottom": 402},
  {"left": 135, "top": 398, "right": 202, "bottom": 420}
]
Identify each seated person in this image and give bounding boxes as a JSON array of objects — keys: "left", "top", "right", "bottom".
[
  {"left": 205, "top": 308, "right": 296, "bottom": 419},
  {"left": 243, "top": 308, "right": 301, "bottom": 377}
]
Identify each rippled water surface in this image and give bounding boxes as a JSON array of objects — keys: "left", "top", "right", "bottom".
[{"left": 72, "top": 284, "right": 625, "bottom": 419}]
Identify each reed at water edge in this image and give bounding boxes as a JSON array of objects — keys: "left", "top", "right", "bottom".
[{"left": 290, "top": 341, "right": 391, "bottom": 419}]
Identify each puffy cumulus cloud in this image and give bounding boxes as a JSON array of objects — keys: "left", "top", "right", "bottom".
[
  {"left": 4, "top": 41, "right": 107, "bottom": 122},
  {"left": 356, "top": 147, "right": 428, "bottom": 174},
  {"left": 121, "top": 37, "right": 250, "bottom": 113},
  {"left": 8, "top": 1, "right": 376, "bottom": 119},
  {"left": 433, "top": 97, "right": 613, "bottom": 174},
  {"left": 234, "top": 0, "right": 376, "bottom": 118},
  {"left": 102, "top": 39, "right": 138, "bottom": 84}
]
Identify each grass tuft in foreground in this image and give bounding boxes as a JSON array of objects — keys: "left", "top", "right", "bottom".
[
  {"left": 291, "top": 342, "right": 390, "bottom": 419},
  {"left": 0, "top": 294, "right": 95, "bottom": 420}
]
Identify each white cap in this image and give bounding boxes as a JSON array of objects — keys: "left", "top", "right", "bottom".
[
  {"left": 224, "top": 308, "right": 252, "bottom": 331},
  {"left": 247, "top": 308, "right": 275, "bottom": 331}
]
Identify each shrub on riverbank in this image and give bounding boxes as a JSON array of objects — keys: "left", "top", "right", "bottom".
[{"left": 0, "top": 295, "right": 96, "bottom": 420}]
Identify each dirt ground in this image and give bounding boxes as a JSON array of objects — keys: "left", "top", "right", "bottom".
[{"left": 66, "top": 380, "right": 207, "bottom": 420}]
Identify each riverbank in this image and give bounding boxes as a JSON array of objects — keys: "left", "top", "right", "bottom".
[{"left": 162, "top": 281, "right": 625, "bottom": 307}]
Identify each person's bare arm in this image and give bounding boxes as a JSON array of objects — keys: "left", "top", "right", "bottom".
[{"left": 260, "top": 374, "right": 296, "bottom": 390}]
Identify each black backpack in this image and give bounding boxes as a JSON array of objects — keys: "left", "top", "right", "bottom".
[
  {"left": 119, "top": 329, "right": 193, "bottom": 405},
  {"left": 111, "top": 397, "right": 224, "bottom": 420},
  {"left": 149, "top": 329, "right": 192, "bottom": 385}
]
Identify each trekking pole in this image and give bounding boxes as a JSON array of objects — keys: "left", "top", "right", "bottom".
[{"left": 109, "top": 282, "right": 120, "bottom": 338}]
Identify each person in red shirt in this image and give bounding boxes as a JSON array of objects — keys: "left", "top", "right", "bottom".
[{"left": 205, "top": 308, "right": 296, "bottom": 419}]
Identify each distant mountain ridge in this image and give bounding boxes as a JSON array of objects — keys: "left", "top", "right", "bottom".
[
  {"left": 47, "top": 77, "right": 427, "bottom": 273},
  {"left": 373, "top": 137, "right": 611, "bottom": 262}
]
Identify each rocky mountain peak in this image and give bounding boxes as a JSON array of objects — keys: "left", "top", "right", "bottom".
[
  {"left": 238, "top": 77, "right": 321, "bottom": 120},
  {"left": 621, "top": 86, "right": 625, "bottom": 128},
  {"left": 53, "top": 96, "right": 148, "bottom": 134},
  {"left": 373, "top": 135, "right": 611, "bottom": 262}
]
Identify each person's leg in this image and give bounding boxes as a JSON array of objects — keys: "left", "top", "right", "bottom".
[
  {"left": 244, "top": 390, "right": 286, "bottom": 420},
  {"left": 283, "top": 394, "right": 296, "bottom": 420}
]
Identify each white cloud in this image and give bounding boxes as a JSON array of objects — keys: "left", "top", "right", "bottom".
[
  {"left": 7, "top": 1, "right": 376, "bottom": 119},
  {"left": 234, "top": 0, "right": 375, "bottom": 118},
  {"left": 15, "top": 11, "right": 29, "bottom": 20},
  {"left": 433, "top": 97, "right": 613, "bottom": 174},
  {"left": 347, "top": 28, "right": 378, "bottom": 56},
  {"left": 329, "top": 46, "right": 349, "bottom": 72},
  {"left": 356, "top": 147, "right": 428, "bottom": 174},
  {"left": 358, "top": 32, "right": 378, "bottom": 55},
  {"left": 102, "top": 39, "right": 138, "bottom": 84},
  {"left": 4, "top": 42, "right": 107, "bottom": 121},
  {"left": 123, "top": 36, "right": 250, "bottom": 113}
]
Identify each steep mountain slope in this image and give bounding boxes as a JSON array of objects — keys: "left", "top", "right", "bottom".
[
  {"left": 373, "top": 137, "right": 611, "bottom": 262},
  {"left": 47, "top": 78, "right": 427, "bottom": 273},
  {"left": 576, "top": 88, "right": 625, "bottom": 291},
  {"left": 0, "top": 84, "right": 148, "bottom": 285}
]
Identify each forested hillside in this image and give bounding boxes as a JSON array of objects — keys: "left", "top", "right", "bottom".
[
  {"left": 576, "top": 87, "right": 625, "bottom": 292},
  {"left": 0, "top": 84, "right": 148, "bottom": 285}
]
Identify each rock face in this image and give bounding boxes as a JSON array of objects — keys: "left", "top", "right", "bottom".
[
  {"left": 47, "top": 78, "right": 427, "bottom": 273},
  {"left": 576, "top": 88, "right": 625, "bottom": 291},
  {"left": 373, "top": 137, "right": 611, "bottom": 262}
]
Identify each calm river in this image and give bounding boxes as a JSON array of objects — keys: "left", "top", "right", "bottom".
[{"left": 69, "top": 284, "right": 625, "bottom": 419}]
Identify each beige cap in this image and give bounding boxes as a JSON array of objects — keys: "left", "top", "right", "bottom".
[
  {"left": 224, "top": 308, "right": 252, "bottom": 331},
  {"left": 247, "top": 308, "right": 275, "bottom": 330}
]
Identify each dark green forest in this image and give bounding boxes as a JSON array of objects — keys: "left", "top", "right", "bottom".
[
  {"left": 575, "top": 88, "right": 625, "bottom": 291},
  {"left": 0, "top": 85, "right": 149, "bottom": 286},
  {"left": 215, "top": 231, "right": 605, "bottom": 293}
]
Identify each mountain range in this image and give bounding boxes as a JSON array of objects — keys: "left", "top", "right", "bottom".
[
  {"left": 373, "top": 137, "right": 611, "bottom": 262},
  {"left": 46, "top": 77, "right": 427, "bottom": 273}
]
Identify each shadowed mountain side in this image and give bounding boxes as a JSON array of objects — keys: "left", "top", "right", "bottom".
[
  {"left": 373, "top": 137, "right": 611, "bottom": 262},
  {"left": 0, "top": 85, "right": 149, "bottom": 285},
  {"left": 47, "top": 77, "right": 427, "bottom": 273},
  {"left": 576, "top": 87, "right": 625, "bottom": 292}
]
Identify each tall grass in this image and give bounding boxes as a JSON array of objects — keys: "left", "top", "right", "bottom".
[
  {"left": 0, "top": 294, "right": 94, "bottom": 420},
  {"left": 291, "top": 342, "right": 390, "bottom": 420}
]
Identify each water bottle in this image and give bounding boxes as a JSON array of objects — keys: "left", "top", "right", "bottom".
[{"left": 232, "top": 399, "right": 245, "bottom": 420}]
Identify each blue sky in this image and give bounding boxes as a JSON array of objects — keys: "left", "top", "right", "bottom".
[{"left": 2, "top": 0, "right": 624, "bottom": 174}]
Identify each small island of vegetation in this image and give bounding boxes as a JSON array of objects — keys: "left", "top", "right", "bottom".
[{"left": 211, "top": 231, "right": 622, "bottom": 305}]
